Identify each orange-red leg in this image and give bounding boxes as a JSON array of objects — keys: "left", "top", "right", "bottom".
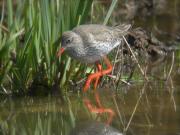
[
  {"left": 83, "top": 56, "right": 113, "bottom": 92},
  {"left": 94, "top": 63, "right": 102, "bottom": 90}
]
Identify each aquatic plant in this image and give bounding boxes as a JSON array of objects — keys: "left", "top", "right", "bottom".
[
  {"left": 0, "top": 0, "right": 93, "bottom": 94},
  {"left": 0, "top": 0, "right": 121, "bottom": 95}
]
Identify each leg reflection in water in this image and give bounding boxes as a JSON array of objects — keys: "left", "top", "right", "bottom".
[{"left": 83, "top": 91, "right": 115, "bottom": 125}]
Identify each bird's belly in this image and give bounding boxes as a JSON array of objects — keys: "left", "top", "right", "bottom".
[
  {"left": 81, "top": 41, "right": 120, "bottom": 63},
  {"left": 67, "top": 41, "right": 121, "bottom": 63},
  {"left": 82, "top": 55, "right": 103, "bottom": 63},
  {"left": 77, "top": 45, "right": 113, "bottom": 63},
  {"left": 70, "top": 53, "right": 102, "bottom": 63}
]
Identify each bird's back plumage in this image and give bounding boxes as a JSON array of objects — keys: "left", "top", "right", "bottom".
[{"left": 63, "top": 24, "right": 131, "bottom": 63}]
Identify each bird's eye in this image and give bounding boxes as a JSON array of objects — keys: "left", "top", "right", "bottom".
[{"left": 66, "top": 39, "right": 71, "bottom": 44}]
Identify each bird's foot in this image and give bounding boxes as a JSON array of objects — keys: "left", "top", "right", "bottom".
[
  {"left": 83, "top": 57, "right": 112, "bottom": 92},
  {"left": 83, "top": 72, "right": 102, "bottom": 92}
]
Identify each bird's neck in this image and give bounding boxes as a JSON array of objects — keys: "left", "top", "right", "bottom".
[{"left": 67, "top": 44, "right": 86, "bottom": 58}]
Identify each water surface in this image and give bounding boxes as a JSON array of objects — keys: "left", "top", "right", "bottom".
[{"left": 0, "top": 0, "right": 180, "bottom": 135}]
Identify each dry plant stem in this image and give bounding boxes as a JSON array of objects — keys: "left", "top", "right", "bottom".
[
  {"left": 117, "top": 45, "right": 124, "bottom": 77},
  {"left": 141, "top": 91, "right": 152, "bottom": 125},
  {"left": 168, "top": 77, "right": 176, "bottom": 111},
  {"left": 107, "top": 75, "right": 131, "bottom": 85},
  {"left": 124, "top": 83, "right": 147, "bottom": 132},
  {"left": 166, "top": 52, "right": 175, "bottom": 81},
  {"left": 164, "top": 52, "right": 176, "bottom": 111},
  {"left": 123, "top": 36, "right": 149, "bottom": 81},
  {"left": 112, "top": 44, "right": 121, "bottom": 75},
  {"left": 115, "top": 47, "right": 124, "bottom": 89},
  {"left": 111, "top": 46, "right": 121, "bottom": 88},
  {"left": 144, "top": 113, "right": 152, "bottom": 126},
  {"left": 1, "top": 86, "right": 8, "bottom": 94},
  {"left": 112, "top": 95, "right": 125, "bottom": 128},
  {"left": 69, "top": 77, "right": 87, "bottom": 85},
  {"left": 145, "top": 91, "right": 150, "bottom": 111},
  {"left": 0, "top": 24, "right": 9, "bottom": 33}
]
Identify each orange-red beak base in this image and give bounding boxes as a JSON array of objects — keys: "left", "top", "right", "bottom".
[{"left": 57, "top": 48, "right": 65, "bottom": 57}]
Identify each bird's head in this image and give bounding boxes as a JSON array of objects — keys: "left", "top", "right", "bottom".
[{"left": 57, "top": 31, "right": 81, "bottom": 57}]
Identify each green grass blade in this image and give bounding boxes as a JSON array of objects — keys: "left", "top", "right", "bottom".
[{"left": 103, "top": 0, "right": 118, "bottom": 25}]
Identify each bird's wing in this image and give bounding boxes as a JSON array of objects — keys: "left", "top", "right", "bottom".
[{"left": 73, "top": 24, "right": 130, "bottom": 47}]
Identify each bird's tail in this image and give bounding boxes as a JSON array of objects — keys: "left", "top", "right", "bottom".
[{"left": 114, "top": 24, "right": 131, "bottom": 36}]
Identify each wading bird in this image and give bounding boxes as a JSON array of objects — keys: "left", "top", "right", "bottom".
[{"left": 57, "top": 24, "right": 131, "bottom": 92}]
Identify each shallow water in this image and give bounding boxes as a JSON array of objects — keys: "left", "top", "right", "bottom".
[
  {"left": 1, "top": 0, "right": 180, "bottom": 135},
  {"left": 0, "top": 77, "right": 180, "bottom": 135}
]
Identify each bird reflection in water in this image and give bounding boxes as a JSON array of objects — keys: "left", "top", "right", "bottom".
[{"left": 83, "top": 91, "right": 115, "bottom": 125}]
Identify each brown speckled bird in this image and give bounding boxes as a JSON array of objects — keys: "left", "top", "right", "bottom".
[{"left": 57, "top": 24, "right": 131, "bottom": 92}]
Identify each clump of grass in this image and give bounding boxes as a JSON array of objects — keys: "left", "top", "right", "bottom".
[
  {"left": 1, "top": 0, "right": 134, "bottom": 95},
  {"left": 0, "top": 0, "right": 93, "bottom": 95}
]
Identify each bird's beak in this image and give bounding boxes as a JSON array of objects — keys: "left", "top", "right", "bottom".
[{"left": 57, "top": 48, "right": 65, "bottom": 57}]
